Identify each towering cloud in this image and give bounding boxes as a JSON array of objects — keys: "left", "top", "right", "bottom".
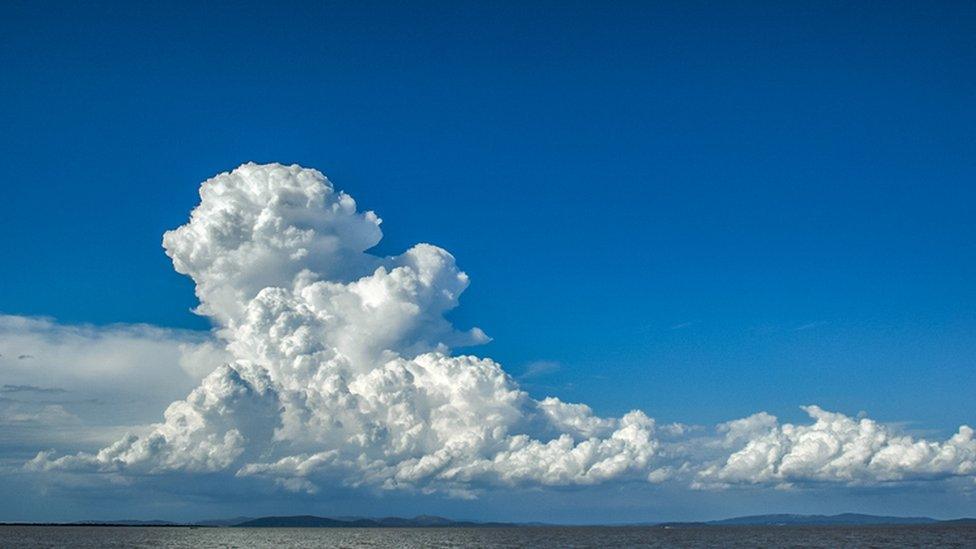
[
  {"left": 27, "top": 163, "right": 975, "bottom": 495},
  {"left": 30, "top": 164, "right": 657, "bottom": 494}
]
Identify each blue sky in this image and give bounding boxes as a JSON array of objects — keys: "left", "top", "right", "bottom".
[{"left": 1, "top": 1, "right": 975, "bottom": 522}]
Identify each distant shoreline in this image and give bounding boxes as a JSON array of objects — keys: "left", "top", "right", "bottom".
[{"left": 1, "top": 513, "right": 975, "bottom": 528}]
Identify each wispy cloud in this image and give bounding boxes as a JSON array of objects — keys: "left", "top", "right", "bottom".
[
  {"left": 1, "top": 384, "right": 66, "bottom": 395},
  {"left": 518, "top": 360, "right": 561, "bottom": 379},
  {"left": 793, "top": 320, "right": 828, "bottom": 332}
]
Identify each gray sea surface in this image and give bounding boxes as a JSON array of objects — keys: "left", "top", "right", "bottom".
[{"left": 2, "top": 524, "right": 975, "bottom": 548}]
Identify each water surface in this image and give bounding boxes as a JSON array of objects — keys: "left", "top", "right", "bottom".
[{"left": 3, "top": 524, "right": 975, "bottom": 548}]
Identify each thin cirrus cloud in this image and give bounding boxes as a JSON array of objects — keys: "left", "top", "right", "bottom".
[
  {"left": 1, "top": 384, "right": 67, "bottom": 394},
  {"left": 16, "top": 163, "right": 976, "bottom": 497}
]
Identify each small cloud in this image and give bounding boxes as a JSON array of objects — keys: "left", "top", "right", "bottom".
[
  {"left": 794, "top": 321, "right": 828, "bottom": 332},
  {"left": 660, "top": 422, "right": 697, "bottom": 436},
  {"left": 519, "top": 360, "right": 561, "bottom": 380},
  {"left": 1, "top": 384, "right": 67, "bottom": 394},
  {"left": 669, "top": 321, "right": 694, "bottom": 330},
  {"left": 0, "top": 401, "right": 79, "bottom": 425}
]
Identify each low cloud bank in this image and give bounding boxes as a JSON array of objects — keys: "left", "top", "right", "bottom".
[{"left": 696, "top": 406, "right": 975, "bottom": 489}]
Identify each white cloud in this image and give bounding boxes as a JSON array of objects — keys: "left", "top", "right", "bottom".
[
  {"left": 1, "top": 400, "right": 78, "bottom": 426},
  {"left": 0, "top": 314, "right": 228, "bottom": 453},
  {"left": 25, "top": 163, "right": 976, "bottom": 496},
  {"left": 697, "top": 406, "right": 976, "bottom": 488},
  {"left": 30, "top": 163, "right": 659, "bottom": 494},
  {"left": 519, "top": 360, "right": 561, "bottom": 380},
  {"left": 0, "top": 315, "right": 226, "bottom": 397}
]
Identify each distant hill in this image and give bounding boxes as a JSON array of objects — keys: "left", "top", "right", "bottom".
[
  {"left": 5, "top": 513, "right": 975, "bottom": 528},
  {"left": 709, "top": 513, "right": 939, "bottom": 526},
  {"left": 233, "top": 515, "right": 512, "bottom": 528},
  {"left": 194, "top": 517, "right": 255, "bottom": 527},
  {"left": 70, "top": 520, "right": 180, "bottom": 526},
  {"left": 653, "top": 513, "right": 961, "bottom": 527},
  {"left": 230, "top": 513, "right": 976, "bottom": 528},
  {"left": 235, "top": 515, "right": 375, "bottom": 528}
]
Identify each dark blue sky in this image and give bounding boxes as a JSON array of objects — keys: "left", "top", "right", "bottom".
[{"left": 2, "top": 0, "right": 974, "bottom": 444}]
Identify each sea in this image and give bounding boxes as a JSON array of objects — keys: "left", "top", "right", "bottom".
[{"left": 2, "top": 525, "right": 976, "bottom": 548}]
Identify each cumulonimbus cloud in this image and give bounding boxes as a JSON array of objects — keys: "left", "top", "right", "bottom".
[{"left": 26, "top": 163, "right": 976, "bottom": 495}]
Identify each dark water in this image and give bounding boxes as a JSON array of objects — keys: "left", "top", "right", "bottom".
[{"left": 2, "top": 525, "right": 975, "bottom": 548}]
